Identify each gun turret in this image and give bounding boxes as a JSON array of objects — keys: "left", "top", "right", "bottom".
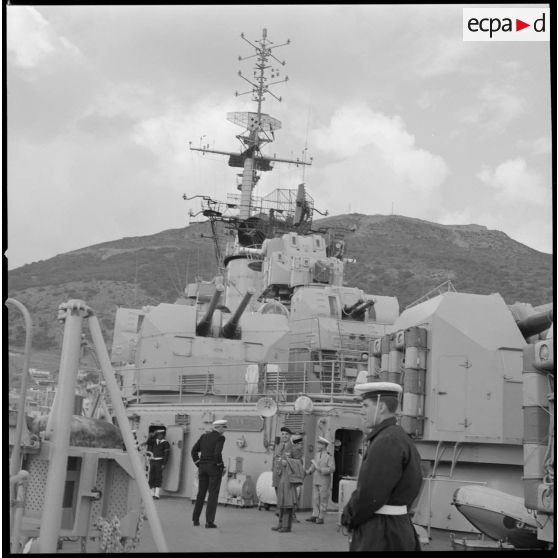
[
  {"left": 343, "top": 300, "right": 362, "bottom": 316},
  {"left": 196, "top": 285, "right": 224, "bottom": 337},
  {"left": 221, "top": 289, "right": 255, "bottom": 339},
  {"left": 348, "top": 299, "right": 375, "bottom": 320},
  {"left": 516, "top": 309, "right": 553, "bottom": 339},
  {"left": 342, "top": 299, "right": 375, "bottom": 321}
]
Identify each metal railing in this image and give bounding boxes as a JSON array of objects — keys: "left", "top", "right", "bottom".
[
  {"left": 6, "top": 299, "right": 33, "bottom": 511},
  {"left": 405, "top": 280, "right": 456, "bottom": 309},
  {"left": 117, "top": 358, "right": 366, "bottom": 406}
]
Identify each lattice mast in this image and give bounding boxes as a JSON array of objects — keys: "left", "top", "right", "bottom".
[{"left": 188, "top": 28, "right": 310, "bottom": 220}]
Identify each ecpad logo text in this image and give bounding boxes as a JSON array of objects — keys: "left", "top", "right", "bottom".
[{"left": 463, "top": 8, "right": 549, "bottom": 42}]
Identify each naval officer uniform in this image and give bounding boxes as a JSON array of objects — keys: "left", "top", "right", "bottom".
[
  {"left": 341, "top": 382, "right": 423, "bottom": 551},
  {"left": 191, "top": 419, "right": 227, "bottom": 528}
]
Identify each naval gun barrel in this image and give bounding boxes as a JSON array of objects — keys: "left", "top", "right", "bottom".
[
  {"left": 221, "top": 289, "right": 255, "bottom": 339},
  {"left": 196, "top": 285, "right": 224, "bottom": 337},
  {"left": 516, "top": 308, "right": 553, "bottom": 338},
  {"left": 343, "top": 300, "right": 362, "bottom": 315},
  {"left": 348, "top": 299, "right": 375, "bottom": 319}
]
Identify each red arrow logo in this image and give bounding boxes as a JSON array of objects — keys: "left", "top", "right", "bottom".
[{"left": 516, "top": 19, "right": 530, "bottom": 31}]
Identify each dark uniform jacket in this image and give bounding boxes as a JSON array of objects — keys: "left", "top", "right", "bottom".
[
  {"left": 341, "top": 417, "right": 423, "bottom": 551},
  {"left": 146, "top": 436, "right": 170, "bottom": 465},
  {"left": 191, "top": 430, "right": 225, "bottom": 471}
]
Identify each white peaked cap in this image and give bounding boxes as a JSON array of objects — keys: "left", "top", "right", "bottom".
[
  {"left": 353, "top": 382, "right": 402, "bottom": 397},
  {"left": 317, "top": 436, "right": 331, "bottom": 445},
  {"left": 213, "top": 419, "right": 228, "bottom": 427}
]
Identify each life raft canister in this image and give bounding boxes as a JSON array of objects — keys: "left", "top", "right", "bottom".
[{"left": 400, "top": 326, "right": 428, "bottom": 438}]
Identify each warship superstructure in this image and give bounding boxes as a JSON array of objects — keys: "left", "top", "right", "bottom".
[
  {"left": 109, "top": 27, "right": 397, "bottom": 515},
  {"left": 109, "top": 29, "right": 554, "bottom": 548},
  {"left": 9, "top": 29, "right": 553, "bottom": 552}
]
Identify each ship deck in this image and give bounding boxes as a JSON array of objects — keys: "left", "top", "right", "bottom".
[{"left": 53, "top": 497, "right": 480, "bottom": 553}]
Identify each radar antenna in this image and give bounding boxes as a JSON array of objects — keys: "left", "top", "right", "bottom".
[{"left": 188, "top": 28, "right": 310, "bottom": 220}]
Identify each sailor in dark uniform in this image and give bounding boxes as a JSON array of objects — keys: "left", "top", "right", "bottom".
[
  {"left": 144, "top": 428, "right": 170, "bottom": 499},
  {"left": 341, "top": 382, "right": 423, "bottom": 551},
  {"left": 191, "top": 419, "right": 227, "bottom": 528}
]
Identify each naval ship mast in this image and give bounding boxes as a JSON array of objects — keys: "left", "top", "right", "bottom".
[{"left": 185, "top": 28, "right": 313, "bottom": 274}]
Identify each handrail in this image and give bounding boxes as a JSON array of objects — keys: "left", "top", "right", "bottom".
[
  {"left": 405, "top": 280, "right": 456, "bottom": 309},
  {"left": 6, "top": 299, "right": 33, "bottom": 513},
  {"left": 118, "top": 359, "right": 364, "bottom": 406}
]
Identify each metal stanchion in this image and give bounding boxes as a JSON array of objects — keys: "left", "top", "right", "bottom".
[
  {"left": 88, "top": 312, "right": 169, "bottom": 552},
  {"left": 36, "top": 301, "right": 85, "bottom": 553}
]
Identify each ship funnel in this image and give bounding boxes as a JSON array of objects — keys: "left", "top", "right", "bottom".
[
  {"left": 221, "top": 289, "right": 255, "bottom": 339},
  {"left": 516, "top": 308, "right": 553, "bottom": 339},
  {"left": 196, "top": 285, "right": 224, "bottom": 337}
]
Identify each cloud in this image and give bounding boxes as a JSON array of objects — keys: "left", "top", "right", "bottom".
[
  {"left": 6, "top": 6, "right": 84, "bottom": 70},
  {"left": 414, "top": 35, "right": 480, "bottom": 79},
  {"left": 6, "top": 5, "right": 551, "bottom": 269},
  {"left": 437, "top": 209, "right": 475, "bottom": 226},
  {"left": 311, "top": 103, "right": 449, "bottom": 194},
  {"left": 477, "top": 158, "right": 548, "bottom": 206},
  {"left": 436, "top": 196, "right": 552, "bottom": 255},
  {"left": 519, "top": 136, "right": 552, "bottom": 156},
  {"left": 459, "top": 83, "right": 525, "bottom": 133}
]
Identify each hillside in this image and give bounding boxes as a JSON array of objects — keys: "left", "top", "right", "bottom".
[{"left": 6, "top": 213, "right": 553, "bottom": 371}]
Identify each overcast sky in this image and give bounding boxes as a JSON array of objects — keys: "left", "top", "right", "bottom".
[{"left": 6, "top": 4, "right": 553, "bottom": 271}]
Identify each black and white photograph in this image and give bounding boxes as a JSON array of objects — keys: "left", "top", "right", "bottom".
[{"left": 6, "top": 4, "right": 554, "bottom": 553}]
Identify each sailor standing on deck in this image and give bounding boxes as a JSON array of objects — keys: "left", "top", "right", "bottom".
[
  {"left": 143, "top": 428, "right": 170, "bottom": 499},
  {"left": 341, "top": 382, "right": 423, "bottom": 551},
  {"left": 191, "top": 419, "right": 227, "bottom": 528}
]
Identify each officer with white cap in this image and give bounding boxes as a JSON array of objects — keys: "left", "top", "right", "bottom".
[
  {"left": 305, "top": 436, "right": 335, "bottom": 524},
  {"left": 340, "top": 382, "right": 422, "bottom": 551},
  {"left": 191, "top": 419, "right": 228, "bottom": 528}
]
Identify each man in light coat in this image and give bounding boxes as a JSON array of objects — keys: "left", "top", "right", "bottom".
[{"left": 305, "top": 436, "right": 335, "bottom": 524}]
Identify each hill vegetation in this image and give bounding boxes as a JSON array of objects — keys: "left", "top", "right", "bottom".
[{"left": 7, "top": 213, "right": 553, "bottom": 372}]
